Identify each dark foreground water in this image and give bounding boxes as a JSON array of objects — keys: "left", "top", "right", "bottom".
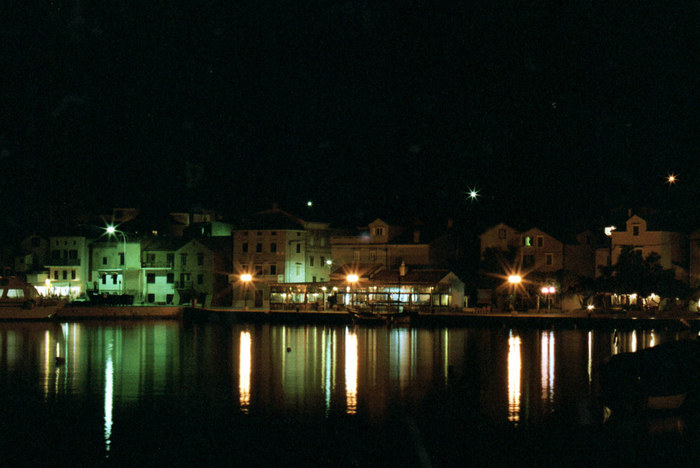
[{"left": 0, "top": 319, "right": 698, "bottom": 467}]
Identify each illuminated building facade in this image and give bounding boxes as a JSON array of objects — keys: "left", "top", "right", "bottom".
[
  {"left": 597, "top": 214, "right": 687, "bottom": 281},
  {"left": 330, "top": 218, "right": 432, "bottom": 269},
  {"left": 232, "top": 206, "right": 332, "bottom": 308},
  {"left": 46, "top": 236, "right": 90, "bottom": 298}
]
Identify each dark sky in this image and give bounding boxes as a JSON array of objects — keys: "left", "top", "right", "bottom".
[{"left": 2, "top": 2, "right": 698, "bottom": 234}]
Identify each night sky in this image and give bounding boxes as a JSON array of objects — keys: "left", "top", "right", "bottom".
[{"left": 2, "top": 2, "right": 698, "bottom": 235}]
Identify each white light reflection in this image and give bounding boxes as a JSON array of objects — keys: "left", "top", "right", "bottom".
[
  {"left": 104, "top": 341, "right": 114, "bottom": 457},
  {"left": 345, "top": 328, "right": 358, "bottom": 414},
  {"left": 587, "top": 331, "right": 593, "bottom": 389},
  {"left": 43, "top": 330, "right": 51, "bottom": 399},
  {"left": 508, "top": 332, "right": 521, "bottom": 424},
  {"left": 540, "top": 331, "right": 555, "bottom": 406},
  {"left": 631, "top": 330, "right": 638, "bottom": 353},
  {"left": 239, "top": 331, "right": 252, "bottom": 413},
  {"left": 323, "top": 330, "right": 336, "bottom": 416}
]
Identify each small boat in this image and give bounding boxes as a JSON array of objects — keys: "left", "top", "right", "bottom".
[
  {"left": 347, "top": 306, "right": 387, "bottom": 325},
  {"left": 0, "top": 277, "right": 66, "bottom": 320},
  {"left": 598, "top": 338, "right": 700, "bottom": 413}
]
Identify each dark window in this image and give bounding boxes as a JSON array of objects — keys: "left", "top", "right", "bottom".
[
  {"left": 270, "top": 264, "right": 277, "bottom": 275},
  {"left": 256, "top": 243, "right": 262, "bottom": 253},
  {"left": 62, "top": 270, "right": 67, "bottom": 280},
  {"left": 102, "top": 257, "right": 107, "bottom": 265},
  {"left": 242, "top": 243, "right": 248, "bottom": 253},
  {"left": 101, "top": 275, "right": 106, "bottom": 284},
  {"left": 69, "top": 250, "right": 78, "bottom": 259},
  {"left": 197, "top": 274, "right": 203, "bottom": 285},
  {"left": 147, "top": 273, "right": 156, "bottom": 284},
  {"left": 71, "top": 270, "right": 76, "bottom": 280},
  {"left": 52, "top": 250, "right": 60, "bottom": 260},
  {"left": 633, "top": 225, "right": 640, "bottom": 236},
  {"left": 537, "top": 236, "right": 543, "bottom": 248},
  {"left": 523, "top": 255, "right": 534, "bottom": 267},
  {"left": 167, "top": 273, "right": 174, "bottom": 283},
  {"left": 310, "top": 256, "right": 314, "bottom": 266},
  {"left": 119, "top": 253, "right": 124, "bottom": 265},
  {"left": 166, "top": 294, "right": 174, "bottom": 304},
  {"left": 181, "top": 254, "right": 187, "bottom": 266},
  {"left": 112, "top": 274, "right": 118, "bottom": 285},
  {"left": 270, "top": 243, "right": 277, "bottom": 253},
  {"left": 197, "top": 253, "right": 204, "bottom": 266},
  {"left": 296, "top": 244, "right": 301, "bottom": 254},
  {"left": 166, "top": 253, "right": 174, "bottom": 265},
  {"left": 147, "top": 293, "right": 155, "bottom": 303}
]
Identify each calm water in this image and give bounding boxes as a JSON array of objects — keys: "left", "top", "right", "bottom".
[{"left": 0, "top": 319, "right": 698, "bottom": 467}]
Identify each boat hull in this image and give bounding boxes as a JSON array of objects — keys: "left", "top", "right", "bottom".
[{"left": 0, "top": 304, "right": 63, "bottom": 320}]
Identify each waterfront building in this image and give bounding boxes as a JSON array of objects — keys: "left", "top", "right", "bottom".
[
  {"left": 89, "top": 237, "right": 142, "bottom": 298},
  {"left": 232, "top": 206, "right": 332, "bottom": 308},
  {"left": 479, "top": 222, "right": 520, "bottom": 259},
  {"left": 596, "top": 214, "right": 687, "bottom": 281},
  {"left": 46, "top": 235, "right": 91, "bottom": 298},
  {"left": 330, "top": 218, "right": 432, "bottom": 269}
]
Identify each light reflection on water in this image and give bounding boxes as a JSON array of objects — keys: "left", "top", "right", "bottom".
[{"left": 0, "top": 320, "right": 693, "bottom": 463}]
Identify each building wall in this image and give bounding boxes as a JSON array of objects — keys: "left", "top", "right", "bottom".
[
  {"left": 47, "top": 236, "right": 90, "bottom": 298},
  {"left": 518, "top": 229, "right": 564, "bottom": 273},
  {"left": 479, "top": 223, "right": 520, "bottom": 257}
]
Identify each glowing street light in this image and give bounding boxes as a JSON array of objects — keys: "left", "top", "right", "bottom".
[
  {"left": 667, "top": 173, "right": 677, "bottom": 185},
  {"left": 347, "top": 274, "right": 359, "bottom": 306},
  {"left": 507, "top": 275, "right": 522, "bottom": 312},
  {"left": 540, "top": 286, "right": 556, "bottom": 312},
  {"left": 240, "top": 273, "right": 253, "bottom": 309},
  {"left": 106, "top": 225, "right": 127, "bottom": 294}
]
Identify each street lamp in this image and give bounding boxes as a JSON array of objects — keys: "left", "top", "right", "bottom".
[
  {"left": 508, "top": 275, "right": 521, "bottom": 312},
  {"left": 347, "top": 274, "right": 359, "bottom": 306},
  {"left": 540, "top": 286, "right": 556, "bottom": 312},
  {"left": 240, "top": 273, "right": 252, "bottom": 309},
  {"left": 106, "top": 225, "right": 127, "bottom": 294}
]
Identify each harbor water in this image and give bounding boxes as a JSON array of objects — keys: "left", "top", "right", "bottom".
[{"left": 0, "top": 319, "right": 698, "bottom": 466}]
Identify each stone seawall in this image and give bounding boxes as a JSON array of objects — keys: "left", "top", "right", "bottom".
[{"left": 56, "top": 306, "right": 183, "bottom": 320}]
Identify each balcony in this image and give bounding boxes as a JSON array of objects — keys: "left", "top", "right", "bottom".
[
  {"left": 142, "top": 261, "right": 173, "bottom": 269},
  {"left": 45, "top": 258, "right": 81, "bottom": 267}
]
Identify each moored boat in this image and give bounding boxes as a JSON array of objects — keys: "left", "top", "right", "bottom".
[
  {"left": 347, "top": 306, "right": 387, "bottom": 325},
  {"left": 598, "top": 338, "right": 700, "bottom": 413},
  {"left": 0, "top": 276, "right": 66, "bottom": 320}
]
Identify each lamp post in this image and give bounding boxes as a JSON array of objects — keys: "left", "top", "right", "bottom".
[
  {"left": 541, "top": 286, "right": 556, "bottom": 312},
  {"left": 240, "top": 273, "right": 252, "bottom": 309},
  {"left": 106, "top": 225, "right": 127, "bottom": 294},
  {"left": 347, "top": 274, "right": 359, "bottom": 307},
  {"left": 508, "top": 275, "right": 521, "bottom": 312}
]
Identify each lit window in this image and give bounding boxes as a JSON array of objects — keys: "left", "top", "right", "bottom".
[{"left": 523, "top": 236, "right": 532, "bottom": 247}]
